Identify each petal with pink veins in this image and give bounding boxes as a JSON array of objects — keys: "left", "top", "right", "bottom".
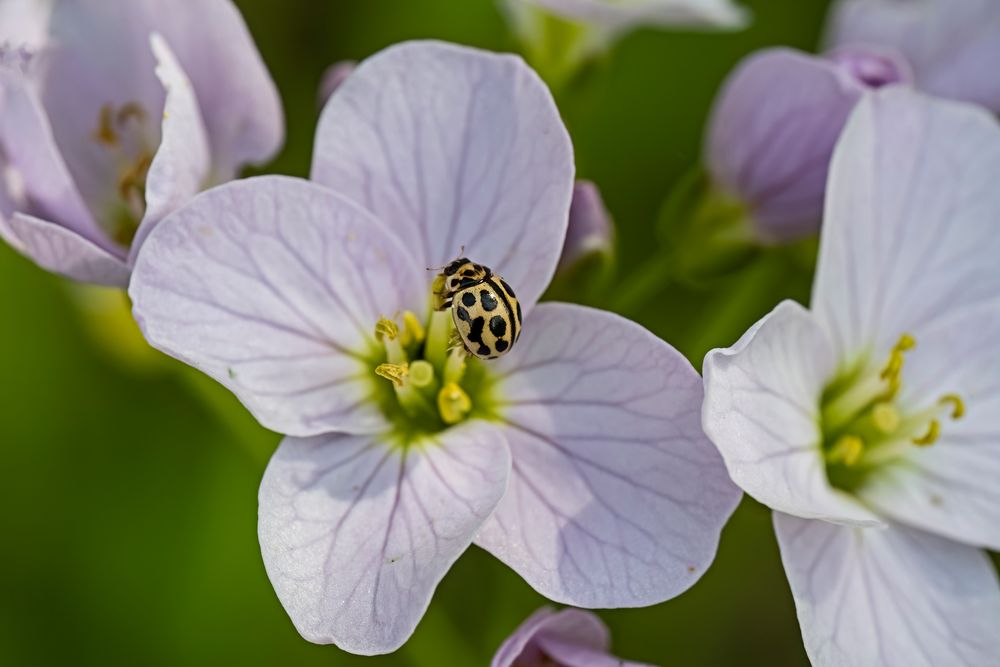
[
  {"left": 258, "top": 422, "right": 510, "bottom": 655},
  {"left": 311, "top": 40, "right": 574, "bottom": 313},
  {"left": 774, "top": 513, "right": 1000, "bottom": 667},
  {"left": 477, "top": 303, "right": 741, "bottom": 607},
  {"left": 129, "top": 176, "right": 425, "bottom": 437}
]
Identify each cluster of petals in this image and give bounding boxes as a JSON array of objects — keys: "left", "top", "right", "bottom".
[
  {"left": 129, "top": 41, "right": 740, "bottom": 655},
  {"left": 0, "top": 0, "right": 283, "bottom": 286},
  {"left": 706, "top": 0, "right": 1000, "bottom": 243},
  {"left": 703, "top": 87, "right": 1000, "bottom": 666}
]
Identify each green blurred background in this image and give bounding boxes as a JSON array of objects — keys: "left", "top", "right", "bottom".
[{"left": 0, "top": 1, "right": 856, "bottom": 664}]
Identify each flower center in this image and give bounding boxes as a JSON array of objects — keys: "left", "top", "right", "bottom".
[
  {"left": 820, "top": 334, "right": 965, "bottom": 491},
  {"left": 92, "top": 101, "right": 155, "bottom": 246},
  {"left": 368, "top": 306, "right": 498, "bottom": 444}
]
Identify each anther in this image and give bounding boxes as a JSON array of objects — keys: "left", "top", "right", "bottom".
[
  {"left": 400, "top": 311, "right": 425, "bottom": 347},
  {"left": 872, "top": 402, "right": 900, "bottom": 433},
  {"left": 827, "top": 434, "right": 864, "bottom": 466},
  {"left": 93, "top": 104, "right": 119, "bottom": 146},
  {"left": 939, "top": 394, "right": 965, "bottom": 420},
  {"left": 375, "top": 362, "right": 408, "bottom": 387},
  {"left": 438, "top": 382, "right": 472, "bottom": 425},
  {"left": 912, "top": 419, "right": 940, "bottom": 446},
  {"left": 375, "top": 317, "right": 399, "bottom": 342}
]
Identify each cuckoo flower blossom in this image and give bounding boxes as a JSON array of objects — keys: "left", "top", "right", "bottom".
[
  {"left": 826, "top": 0, "right": 1000, "bottom": 114},
  {"left": 0, "top": 0, "right": 283, "bottom": 287},
  {"left": 130, "top": 41, "right": 739, "bottom": 655},
  {"left": 492, "top": 607, "right": 654, "bottom": 667},
  {"left": 703, "top": 88, "right": 1000, "bottom": 666},
  {"left": 705, "top": 47, "right": 909, "bottom": 243}
]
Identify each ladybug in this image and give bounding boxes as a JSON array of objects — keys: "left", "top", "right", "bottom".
[{"left": 435, "top": 258, "right": 522, "bottom": 360}]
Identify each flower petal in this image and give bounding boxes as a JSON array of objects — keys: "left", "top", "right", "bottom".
[
  {"left": 774, "top": 513, "right": 1000, "bottom": 667},
  {"left": 826, "top": 0, "right": 1000, "bottom": 113},
  {"left": 703, "top": 300, "right": 881, "bottom": 525},
  {"left": 813, "top": 87, "right": 1000, "bottom": 360},
  {"left": 129, "top": 33, "right": 211, "bottom": 259},
  {"left": 706, "top": 48, "right": 866, "bottom": 242},
  {"left": 476, "top": 303, "right": 741, "bottom": 607},
  {"left": 0, "top": 212, "right": 130, "bottom": 286},
  {"left": 42, "top": 0, "right": 282, "bottom": 198},
  {"left": 494, "top": 606, "right": 651, "bottom": 667},
  {"left": 0, "top": 0, "right": 53, "bottom": 50},
  {"left": 129, "top": 176, "right": 425, "bottom": 436},
  {"left": 311, "top": 40, "right": 574, "bottom": 312},
  {"left": 0, "top": 53, "right": 111, "bottom": 252},
  {"left": 258, "top": 423, "right": 510, "bottom": 655},
  {"left": 855, "top": 304, "right": 1000, "bottom": 551}
]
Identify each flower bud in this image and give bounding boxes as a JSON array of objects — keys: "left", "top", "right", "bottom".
[
  {"left": 826, "top": 0, "right": 1000, "bottom": 113},
  {"left": 316, "top": 60, "right": 356, "bottom": 109},
  {"left": 705, "top": 47, "right": 910, "bottom": 243},
  {"left": 558, "top": 180, "right": 613, "bottom": 273}
]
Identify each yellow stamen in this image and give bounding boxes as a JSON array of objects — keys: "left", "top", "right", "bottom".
[
  {"left": 912, "top": 419, "right": 940, "bottom": 446},
  {"left": 939, "top": 394, "right": 965, "bottom": 420},
  {"left": 408, "top": 360, "right": 434, "bottom": 388},
  {"left": 872, "top": 402, "right": 900, "bottom": 433},
  {"left": 375, "top": 317, "right": 399, "bottom": 342},
  {"left": 375, "top": 362, "right": 408, "bottom": 387},
  {"left": 438, "top": 382, "right": 472, "bottom": 425},
  {"left": 400, "top": 311, "right": 425, "bottom": 347},
  {"left": 880, "top": 334, "right": 916, "bottom": 383},
  {"left": 827, "top": 434, "right": 864, "bottom": 466},
  {"left": 93, "top": 104, "right": 119, "bottom": 145}
]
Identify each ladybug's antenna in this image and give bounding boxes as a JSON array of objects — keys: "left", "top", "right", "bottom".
[{"left": 426, "top": 245, "right": 468, "bottom": 272}]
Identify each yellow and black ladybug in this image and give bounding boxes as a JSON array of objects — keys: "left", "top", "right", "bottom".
[{"left": 435, "top": 258, "right": 522, "bottom": 360}]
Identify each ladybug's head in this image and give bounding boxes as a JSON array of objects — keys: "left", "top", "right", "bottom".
[{"left": 442, "top": 258, "right": 492, "bottom": 294}]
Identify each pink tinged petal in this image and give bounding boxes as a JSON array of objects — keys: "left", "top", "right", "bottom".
[
  {"left": 520, "top": 0, "right": 750, "bottom": 32},
  {"left": 855, "top": 306, "right": 1000, "bottom": 551},
  {"left": 311, "top": 40, "right": 574, "bottom": 313},
  {"left": 813, "top": 87, "right": 1000, "bottom": 361},
  {"left": 0, "top": 212, "right": 129, "bottom": 286},
  {"left": 706, "top": 48, "right": 887, "bottom": 243},
  {"left": 0, "top": 0, "right": 53, "bottom": 50},
  {"left": 129, "top": 33, "right": 211, "bottom": 260},
  {"left": 0, "top": 52, "right": 112, "bottom": 253},
  {"left": 774, "top": 513, "right": 1000, "bottom": 667},
  {"left": 316, "top": 60, "right": 357, "bottom": 110},
  {"left": 477, "top": 303, "right": 742, "bottom": 607},
  {"left": 129, "top": 176, "right": 425, "bottom": 436},
  {"left": 258, "top": 423, "right": 511, "bottom": 655},
  {"left": 494, "top": 606, "right": 655, "bottom": 667},
  {"left": 557, "top": 180, "right": 614, "bottom": 273},
  {"left": 827, "top": 0, "right": 1000, "bottom": 113},
  {"left": 703, "top": 300, "right": 882, "bottom": 526}
]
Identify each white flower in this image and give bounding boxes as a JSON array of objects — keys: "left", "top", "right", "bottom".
[{"left": 703, "top": 87, "right": 1000, "bottom": 666}]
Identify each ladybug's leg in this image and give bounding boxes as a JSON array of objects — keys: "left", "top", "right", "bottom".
[{"left": 436, "top": 297, "right": 453, "bottom": 312}]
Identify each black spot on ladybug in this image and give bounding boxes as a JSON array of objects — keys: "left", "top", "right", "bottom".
[
  {"left": 489, "top": 315, "right": 507, "bottom": 338},
  {"left": 480, "top": 290, "right": 498, "bottom": 312},
  {"left": 468, "top": 316, "right": 485, "bottom": 344},
  {"left": 456, "top": 306, "right": 470, "bottom": 322},
  {"left": 462, "top": 269, "right": 475, "bottom": 277},
  {"left": 495, "top": 339, "right": 509, "bottom": 352},
  {"left": 461, "top": 292, "right": 476, "bottom": 307},
  {"left": 515, "top": 301, "right": 522, "bottom": 324},
  {"left": 459, "top": 277, "right": 478, "bottom": 289}
]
